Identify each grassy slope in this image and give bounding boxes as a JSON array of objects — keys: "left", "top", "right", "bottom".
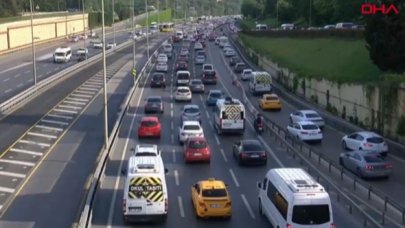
[
  {"left": 240, "top": 34, "right": 382, "bottom": 83},
  {"left": 139, "top": 9, "right": 172, "bottom": 26}
]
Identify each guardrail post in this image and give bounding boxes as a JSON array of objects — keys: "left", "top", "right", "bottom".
[
  {"left": 318, "top": 153, "right": 322, "bottom": 164},
  {"left": 402, "top": 208, "right": 404, "bottom": 224},
  {"left": 363, "top": 217, "right": 367, "bottom": 227},
  {"left": 353, "top": 177, "right": 356, "bottom": 190},
  {"left": 337, "top": 193, "right": 340, "bottom": 202},
  {"left": 340, "top": 167, "right": 344, "bottom": 181},
  {"left": 309, "top": 148, "right": 312, "bottom": 158},
  {"left": 384, "top": 197, "right": 388, "bottom": 211},
  {"left": 368, "top": 185, "right": 372, "bottom": 200},
  {"left": 328, "top": 161, "right": 332, "bottom": 172},
  {"left": 349, "top": 204, "right": 352, "bottom": 214},
  {"left": 316, "top": 176, "right": 320, "bottom": 182},
  {"left": 381, "top": 212, "right": 385, "bottom": 225}
]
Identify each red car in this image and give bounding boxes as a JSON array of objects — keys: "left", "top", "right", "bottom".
[
  {"left": 176, "top": 61, "right": 188, "bottom": 71},
  {"left": 184, "top": 137, "right": 211, "bottom": 163},
  {"left": 138, "top": 116, "right": 161, "bottom": 139},
  {"left": 172, "top": 36, "right": 181, "bottom": 43}
]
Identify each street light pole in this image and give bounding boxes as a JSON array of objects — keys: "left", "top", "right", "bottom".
[
  {"left": 309, "top": 0, "right": 312, "bottom": 27},
  {"left": 112, "top": 0, "right": 116, "bottom": 45},
  {"left": 132, "top": 0, "right": 136, "bottom": 85},
  {"left": 82, "top": 0, "right": 87, "bottom": 60},
  {"left": 157, "top": 0, "right": 160, "bottom": 38},
  {"left": 276, "top": 0, "right": 279, "bottom": 28},
  {"left": 29, "top": 0, "right": 37, "bottom": 86},
  {"left": 101, "top": 0, "right": 109, "bottom": 150},
  {"left": 145, "top": 0, "right": 150, "bottom": 60}
]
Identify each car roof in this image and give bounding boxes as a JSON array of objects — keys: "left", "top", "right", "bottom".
[
  {"left": 183, "top": 120, "right": 200, "bottom": 125},
  {"left": 184, "top": 104, "right": 199, "bottom": 109},
  {"left": 141, "top": 116, "right": 159, "bottom": 122},
  {"left": 200, "top": 178, "right": 226, "bottom": 189},
  {"left": 296, "top": 120, "right": 318, "bottom": 126},
  {"left": 177, "top": 86, "right": 190, "bottom": 90},
  {"left": 264, "top": 93, "right": 278, "bottom": 98},
  {"left": 209, "top": 89, "right": 222, "bottom": 94},
  {"left": 241, "top": 139, "right": 261, "bottom": 146},
  {"left": 356, "top": 131, "right": 382, "bottom": 138},
  {"left": 299, "top": 109, "right": 319, "bottom": 114},
  {"left": 177, "top": 70, "right": 190, "bottom": 74}
]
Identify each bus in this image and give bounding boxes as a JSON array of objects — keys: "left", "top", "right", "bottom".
[{"left": 160, "top": 23, "right": 174, "bottom": 32}]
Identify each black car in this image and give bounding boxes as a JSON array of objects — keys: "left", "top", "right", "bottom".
[
  {"left": 229, "top": 57, "right": 240, "bottom": 67},
  {"left": 150, "top": 73, "right": 166, "bottom": 88},
  {"left": 144, "top": 96, "right": 164, "bottom": 114},
  {"left": 234, "top": 62, "right": 247, "bottom": 74},
  {"left": 175, "top": 61, "right": 188, "bottom": 71},
  {"left": 201, "top": 70, "right": 217, "bottom": 85},
  {"left": 232, "top": 140, "right": 267, "bottom": 165}
]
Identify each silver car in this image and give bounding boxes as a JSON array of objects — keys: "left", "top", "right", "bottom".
[
  {"left": 189, "top": 79, "right": 205, "bottom": 93},
  {"left": 181, "top": 104, "right": 201, "bottom": 123},
  {"left": 195, "top": 55, "right": 205, "bottom": 65},
  {"left": 339, "top": 151, "right": 392, "bottom": 179},
  {"left": 342, "top": 131, "right": 388, "bottom": 156}
]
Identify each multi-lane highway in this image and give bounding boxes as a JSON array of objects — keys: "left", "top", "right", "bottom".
[
  {"left": 0, "top": 30, "right": 167, "bottom": 227},
  {"left": 0, "top": 14, "right": 148, "bottom": 104},
  {"left": 89, "top": 31, "right": 367, "bottom": 227}
]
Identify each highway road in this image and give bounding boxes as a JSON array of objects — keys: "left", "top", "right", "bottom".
[
  {"left": 220, "top": 24, "right": 405, "bottom": 207},
  {"left": 0, "top": 13, "right": 149, "bottom": 104},
  {"left": 0, "top": 32, "right": 166, "bottom": 227},
  {"left": 89, "top": 33, "right": 366, "bottom": 227}
]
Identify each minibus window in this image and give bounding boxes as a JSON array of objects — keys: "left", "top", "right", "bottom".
[{"left": 292, "top": 204, "right": 330, "bottom": 225}]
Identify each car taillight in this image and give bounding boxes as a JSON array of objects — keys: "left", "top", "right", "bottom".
[
  {"left": 363, "top": 143, "right": 373, "bottom": 147},
  {"left": 241, "top": 153, "right": 249, "bottom": 159},
  {"left": 123, "top": 199, "right": 126, "bottom": 212},
  {"left": 260, "top": 152, "right": 267, "bottom": 157},
  {"left": 225, "top": 201, "right": 231, "bottom": 207},
  {"left": 330, "top": 223, "right": 335, "bottom": 228},
  {"left": 385, "top": 163, "right": 393, "bottom": 169},
  {"left": 286, "top": 224, "right": 292, "bottom": 228},
  {"left": 365, "top": 165, "right": 374, "bottom": 170}
]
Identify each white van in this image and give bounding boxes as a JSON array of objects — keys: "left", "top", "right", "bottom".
[
  {"left": 213, "top": 97, "right": 245, "bottom": 135},
  {"left": 281, "top": 23, "right": 295, "bottom": 30},
  {"left": 218, "top": 36, "right": 229, "bottom": 48},
  {"left": 249, "top": 71, "right": 272, "bottom": 95},
  {"left": 122, "top": 155, "right": 168, "bottom": 223},
  {"left": 176, "top": 70, "right": 191, "bottom": 86},
  {"left": 54, "top": 46, "right": 72, "bottom": 63},
  {"left": 256, "top": 24, "right": 268, "bottom": 31},
  {"left": 176, "top": 30, "right": 184, "bottom": 39},
  {"left": 257, "top": 168, "right": 334, "bottom": 228},
  {"left": 163, "top": 43, "right": 173, "bottom": 53}
]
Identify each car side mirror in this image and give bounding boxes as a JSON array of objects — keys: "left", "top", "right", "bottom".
[
  {"left": 225, "top": 184, "right": 229, "bottom": 188},
  {"left": 164, "top": 168, "right": 169, "bottom": 174},
  {"left": 257, "top": 182, "right": 262, "bottom": 189}
]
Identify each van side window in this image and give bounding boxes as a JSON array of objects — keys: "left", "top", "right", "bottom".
[
  {"left": 222, "top": 111, "right": 227, "bottom": 119},
  {"left": 263, "top": 178, "right": 267, "bottom": 190},
  {"left": 240, "top": 111, "right": 244, "bottom": 119},
  {"left": 267, "top": 181, "right": 288, "bottom": 219}
]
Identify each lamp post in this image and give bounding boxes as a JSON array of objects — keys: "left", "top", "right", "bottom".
[
  {"left": 101, "top": 0, "right": 109, "bottom": 150},
  {"left": 112, "top": 0, "right": 116, "bottom": 46},
  {"left": 82, "top": 0, "right": 87, "bottom": 60},
  {"left": 131, "top": 0, "right": 136, "bottom": 85},
  {"left": 145, "top": 0, "right": 150, "bottom": 60},
  {"left": 309, "top": 0, "right": 312, "bottom": 27},
  {"left": 29, "top": 0, "right": 37, "bottom": 86}
]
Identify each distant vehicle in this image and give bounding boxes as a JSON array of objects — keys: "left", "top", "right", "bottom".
[
  {"left": 201, "top": 70, "right": 217, "bottom": 85},
  {"left": 150, "top": 73, "right": 166, "bottom": 88},
  {"left": 289, "top": 110, "right": 325, "bottom": 129},
  {"left": 255, "top": 24, "right": 268, "bottom": 31},
  {"left": 106, "top": 42, "right": 116, "bottom": 49},
  {"left": 76, "top": 48, "right": 88, "bottom": 55},
  {"left": 93, "top": 41, "right": 103, "bottom": 49},
  {"left": 281, "top": 23, "right": 294, "bottom": 30},
  {"left": 335, "top": 22, "right": 354, "bottom": 29},
  {"left": 202, "top": 64, "right": 213, "bottom": 71},
  {"left": 54, "top": 46, "right": 72, "bottom": 63},
  {"left": 176, "top": 71, "right": 191, "bottom": 86},
  {"left": 259, "top": 93, "right": 281, "bottom": 110},
  {"left": 241, "top": 69, "right": 253, "bottom": 81},
  {"left": 133, "top": 144, "right": 161, "bottom": 157},
  {"left": 163, "top": 43, "right": 173, "bottom": 53},
  {"left": 157, "top": 53, "right": 168, "bottom": 63},
  {"left": 184, "top": 137, "right": 211, "bottom": 163},
  {"left": 144, "top": 96, "right": 164, "bottom": 114},
  {"left": 178, "top": 54, "right": 189, "bottom": 63},
  {"left": 195, "top": 55, "right": 205, "bottom": 65},
  {"left": 155, "top": 62, "right": 168, "bottom": 72},
  {"left": 339, "top": 150, "right": 392, "bottom": 179},
  {"left": 218, "top": 36, "right": 229, "bottom": 47},
  {"left": 214, "top": 97, "right": 245, "bottom": 135},
  {"left": 287, "top": 121, "right": 323, "bottom": 143},
  {"left": 323, "top": 24, "right": 336, "bottom": 29},
  {"left": 257, "top": 168, "right": 334, "bottom": 228},
  {"left": 232, "top": 139, "right": 267, "bottom": 165},
  {"left": 175, "top": 30, "right": 184, "bottom": 39},
  {"left": 206, "top": 90, "right": 224, "bottom": 106},
  {"left": 174, "top": 86, "right": 192, "bottom": 102},
  {"left": 70, "top": 36, "right": 79, "bottom": 42},
  {"left": 189, "top": 79, "right": 205, "bottom": 93},
  {"left": 138, "top": 116, "right": 161, "bottom": 139},
  {"left": 175, "top": 61, "right": 188, "bottom": 71},
  {"left": 224, "top": 49, "right": 236, "bottom": 57},
  {"left": 234, "top": 62, "right": 247, "bottom": 73},
  {"left": 194, "top": 42, "right": 203, "bottom": 50},
  {"left": 229, "top": 57, "right": 240, "bottom": 67},
  {"left": 181, "top": 104, "right": 201, "bottom": 123},
  {"left": 249, "top": 71, "right": 272, "bottom": 95},
  {"left": 341, "top": 131, "right": 388, "bottom": 156},
  {"left": 178, "top": 121, "right": 204, "bottom": 144}
]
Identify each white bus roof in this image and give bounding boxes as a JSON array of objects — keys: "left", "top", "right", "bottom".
[
  {"left": 216, "top": 97, "right": 244, "bottom": 107},
  {"left": 128, "top": 156, "right": 164, "bottom": 174},
  {"left": 269, "top": 168, "right": 326, "bottom": 194},
  {"left": 55, "top": 46, "right": 71, "bottom": 53}
]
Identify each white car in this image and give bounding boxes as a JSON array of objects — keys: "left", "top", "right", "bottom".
[
  {"left": 70, "top": 36, "right": 79, "bottom": 42},
  {"left": 224, "top": 49, "right": 236, "bottom": 57},
  {"left": 157, "top": 53, "right": 168, "bottom": 63},
  {"left": 194, "top": 42, "right": 203, "bottom": 50},
  {"left": 223, "top": 47, "right": 233, "bottom": 53},
  {"left": 174, "top": 86, "right": 192, "bottom": 102},
  {"left": 241, "top": 69, "right": 253, "bottom": 81},
  {"left": 178, "top": 120, "right": 204, "bottom": 144},
  {"left": 79, "top": 34, "right": 88, "bottom": 40},
  {"left": 155, "top": 62, "right": 168, "bottom": 72},
  {"left": 202, "top": 64, "right": 214, "bottom": 71},
  {"left": 133, "top": 144, "right": 161, "bottom": 157},
  {"left": 341, "top": 131, "right": 388, "bottom": 156},
  {"left": 106, "top": 42, "right": 116, "bottom": 49},
  {"left": 287, "top": 121, "right": 323, "bottom": 143},
  {"left": 93, "top": 42, "right": 103, "bottom": 49},
  {"left": 290, "top": 110, "right": 325, "bottom": 128},
  {"left": 76, "top": 48, "right": 88, "bottom": 55}
]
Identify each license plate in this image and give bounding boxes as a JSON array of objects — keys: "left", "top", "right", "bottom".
[
  {"left": 194, "top": 153, "right": 202, "bottom": 156},
  {"left": 129, "top": 207, "right": 142, "bottom": 212},
  {"left": 146, "top": 132, "right": 153, "bottom": 135},
  {"left": 251, "top": 155, "right": 259, "bottom": 158},
  {"left": 210, "top": 204, "right": 221, "bottom": 208}
]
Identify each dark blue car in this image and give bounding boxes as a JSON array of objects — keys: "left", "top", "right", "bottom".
[{"left": 206, "top": 90, "right": 224, "bottom": 106}]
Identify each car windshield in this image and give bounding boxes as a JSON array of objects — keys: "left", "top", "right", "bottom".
[
  {"left": 202, "top": 189, "right": 227, "bottom": 197},
  {"left": 135, "top": 152, "right": 156, "bottom": 156},
  {"left": 210, "top": 92, "right": 222, "bottom": 98},
  {"left": 292, "top": 204, "right": 330, "bottom": 225},
  {"left": 204, "top": 66, "right": 213, "bottom": 70},
  {"left": 184, "top": 107, "right": 199, "bottom": 114},
  {"left": 301, "top": 124, "right": 319, "bottom": 130},
  {"left": 305, "top": 113, "right": 320, "bottom": 118},
  {"left": 366, "top": 137, "right": 384, "bottom": 143},
  {"left": 147, "top": 98, "right": 161, "bottom": 103},
  {"left": 141, "top": 121, "right": 157, "bottom": 127},
  {"left": 178, "top": 74, "right": 190, "bottom": 79},
  {"left": 191, "top": 81, "right": 202, "bottom": 85},
  {"left": 184, "top": 125, "right": 200, "bottom": 130},
  {"left": 55, "top": 53, "right": 65, "bottom": 57},
  {"left": 153, "top": 74, "right": 163, "bottom": 80},
  {"left": 364, "top": 156, "right": 384, "bottom": 163},
  {"left": 189, "top": 140, "right": 207, "bottom": 149},
  {"left": 266, "top": 96, "right": 278, "bottom": 101},
  {"left": 242, "top": 143, "right": 263, "bottom": 152},
  {"left": 178, "top": 89, "right": 189, "bottom": 93}
]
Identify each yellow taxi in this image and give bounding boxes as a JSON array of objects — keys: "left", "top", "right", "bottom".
[
  {"left": 259, "top": 93, "right": 282, "bottom": 110},
  {"left": 191, "top": 178, "right": 232, "bottom": 219}
]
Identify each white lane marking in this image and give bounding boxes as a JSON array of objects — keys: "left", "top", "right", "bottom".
[
  {"left": 214, "top": 134, "right": 220, "bottom": 145},
  {"left": 0, "top": 159, "right": 35, "bottom": 167},
  {"left": 78, "top": 87, "right": 99, "bottom": 92},
  {"left": 3, "top": 78, "right": 10, "bottom": 82},
  {"left": 4, "top": 89, "right": 12, "bottom": 93},
  {"left": 170, "top": 103, "right": 173, "bottom": 109},
  {"left": 171, "top": 110, "right": 173, "bottom": 117},
  {"left": 63, "top": 100, "right": 86, "bottom": 105},
  {"left": 47, "top": 113, "right": 73, "bottom": 120},
  {"left": 18, "top": 140, "right": 51, "bottom": 148},
  {"left": 171, "top": 134, "right": 174, "bottom": 144},
  {"left": 24, "top": 70, "right": 30, "bottom": 74},
  {"left": 35, "top": 125, "right": 63, "bottom": 132},
  {"left": 205, "top": 110, "right": 210, "bottom": 119},
  {"left": 174, "top": 170, "right": 180, "bottom": 186},
  {"left": 107, "top": 63, "right": 151, "bottom": 227},
  {"left": 58, "top": 104, "right": 82, "bottom": 110},
  {"left": 172, "top": 149, "right": 176, "bottom": 163},
  {"left": 199, "top": 95, "right": 203, "bottom": 102},
  {"left": 220, "top": 149, "right": 228, "bottom": 162},
  {"left": 66, "top": 97, "right": 89, "bottom": 102},
  {"left": 14, "top": 73, "right": 22, "bottom": 78},
  {"left": 81, "top": 84, "right": 100, "bottom": 89},
  {"left": 87, "top": 81, "right": 104, "bottom": 86},
  {"left": 241, "top": 194, "right": 256, "bottom": 219},
  {"left": 229, "top": 169, "right": 240, "bottom": 187},
  {"left": 53, "top": 108, "right": 78, "bottom": 114},
  {"left": 9, "top": 148, "right": 43, "bottom": 156},
  {"left": 27, "top": 131, "right": 57, "bottom": 139},
  {"left": 0, "top": 62, "right": 31, "bottom": 75},
  {"left": 41, "top": 119, "right": 69, "bottom": 125},
  {"left": 0, "top": 171, "right": 26, "bottom": 179},
  {"left": 178, "top": 196, "right": 185, "bottom": 218},
  {"left": 71, "top": 93, "right": 92, "bottom": 98},
  {"left": 76, "top": 89, "right": 96, "bottom": 95},
  {"left": 0, "top": 187, "right": 14, "bottom": 193},
  {"left": 16, "top": 83, "right": 23, "bottom": 88}
]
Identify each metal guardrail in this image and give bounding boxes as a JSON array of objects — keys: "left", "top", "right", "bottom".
[
  {"left": 225, "top": 25, "right": 405, "bottom": 227},
  {"left": 76, "top": 38, "right": 165, "bottom": 228}
]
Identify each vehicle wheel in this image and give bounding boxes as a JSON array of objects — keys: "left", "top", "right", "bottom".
[
  {"left": 258, "top": 200, "right": 263, "bottom": 215},
  {"left": 342, "top": 141, "right": 348, "bottom": 150}
]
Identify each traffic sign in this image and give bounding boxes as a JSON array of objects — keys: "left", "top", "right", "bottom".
[{"left": 132, "top": 68, "right": 137, "bottom": 76}]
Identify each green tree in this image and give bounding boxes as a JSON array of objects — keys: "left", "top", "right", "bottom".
[{"left": 364, "top": 0, "right": 405, "bottom": 73}]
